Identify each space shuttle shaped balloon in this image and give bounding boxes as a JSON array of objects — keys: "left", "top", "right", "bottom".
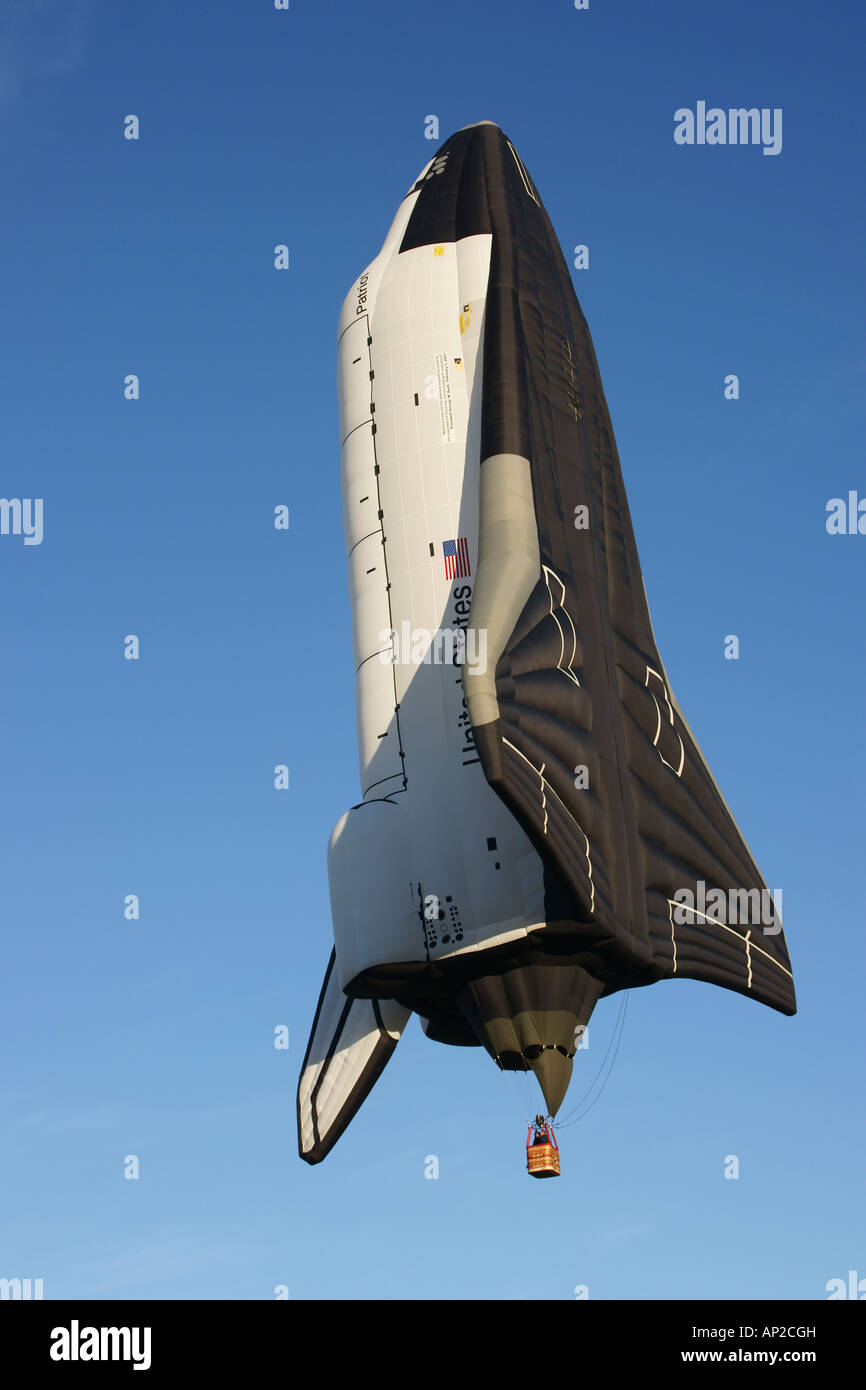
[{"left": 297, "top": 123, "right": 795, "bottom": 1164}]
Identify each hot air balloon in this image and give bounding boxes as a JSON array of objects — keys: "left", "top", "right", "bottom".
[{"left": 297, "top": 122, "right": 795, "bottom": 1166}]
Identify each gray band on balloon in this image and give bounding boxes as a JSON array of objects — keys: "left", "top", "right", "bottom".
[{"left": 464, "top": 453, "right": 540, "bottom": 728}]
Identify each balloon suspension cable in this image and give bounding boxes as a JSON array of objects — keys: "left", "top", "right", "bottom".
[{"left": 554, "top": 991, "right": 630, "bottom": 1129}]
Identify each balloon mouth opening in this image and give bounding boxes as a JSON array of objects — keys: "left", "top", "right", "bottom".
[{"left": 498, "top": 1043, "right": 574, "bottom": 1071}]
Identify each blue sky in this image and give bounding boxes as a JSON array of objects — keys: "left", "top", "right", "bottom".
[{"left": 1, "top": 0, "right": 863, "bottom": 1300}]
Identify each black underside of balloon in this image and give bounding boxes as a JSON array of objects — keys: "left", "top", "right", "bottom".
[{"left": 400, "top": 124, "right": 796, "bottom": 1022}]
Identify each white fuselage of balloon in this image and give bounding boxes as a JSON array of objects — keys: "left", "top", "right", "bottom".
[{"left": 328, "top": 164, "right": 547, "bottom": 997}]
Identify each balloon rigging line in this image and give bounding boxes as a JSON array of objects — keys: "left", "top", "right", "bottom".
[{"left": 555, "top": 991, "right": 630, "bottom": 1129}]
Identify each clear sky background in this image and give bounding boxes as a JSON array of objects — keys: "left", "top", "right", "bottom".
[{"left": 1, "top": 0, "right": 863, "bottom": 1301}]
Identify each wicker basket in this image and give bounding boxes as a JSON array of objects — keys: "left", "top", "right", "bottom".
[{"left": 526, "top": 1142, "right": 561, "bottom": 1178}]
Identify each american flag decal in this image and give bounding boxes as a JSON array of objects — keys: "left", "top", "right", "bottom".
[{"left": 443, "top": 537, "right": 471, "bottom": 580}]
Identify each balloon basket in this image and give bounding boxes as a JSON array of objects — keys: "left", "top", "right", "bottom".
[{"left": 526, "top": 1143, "right": 561, "bottom": 1178}]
